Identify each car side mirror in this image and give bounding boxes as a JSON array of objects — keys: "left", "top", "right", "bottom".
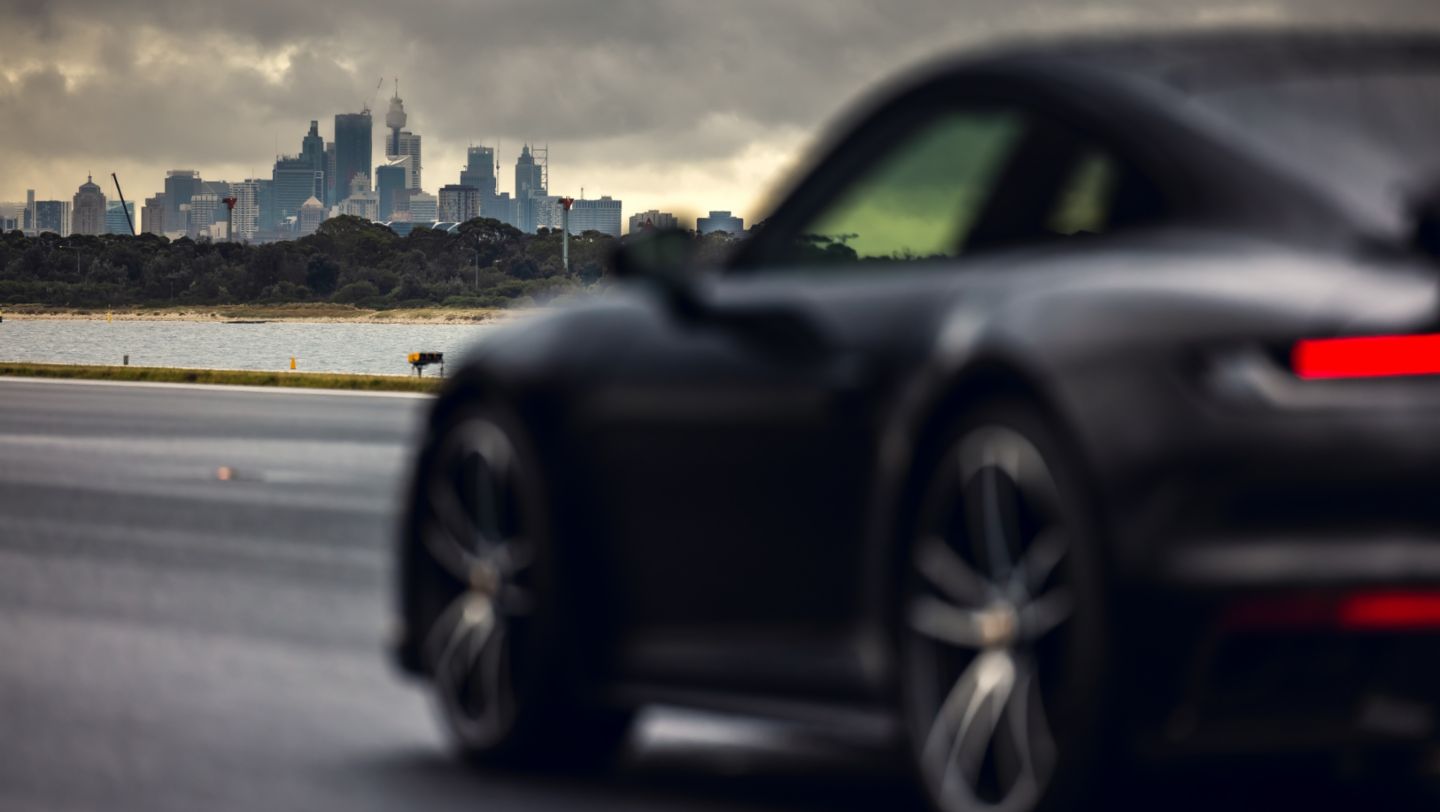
[{"left": 610, "top": 228, "right": 706, "bottom": 319}]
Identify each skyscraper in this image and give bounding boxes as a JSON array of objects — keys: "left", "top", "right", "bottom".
[
  {"left": 105, "top": 201, "right": 136, "bottom": 235},
  {"left": 395, "top": 132, "right": 422, "bottom": 191},
  {"left": 25, "top": 189, "right": 35, "bottom": 236},
  {"left": 461, "top": 146, "right": 497, "bottom": 197},
  {"left": 142, "top": 195, "right": 167, "bottom": 236},
  {"left": 514, "top": 145, "right": 546, "bottom": 232},
  {"left": 232, "top": 180, "right": 261, "bottom": 241},
  {"left": 188, "top": 193, "right": 221, "bottom": 239},
  {"left": 324, "top": 142, "right": 336, "bottom": 206},
  {"left": 333, "top": 111, "right": 373, "bottom": 205},
  {"left": 376, "top": 160, "right": 409, "bottom": 221},
  {"left": 164, "top": 170, "right": 201, "bottom": 231},
  {"left": 34, "top": 200, "right": 71, "bottom": 236},
  {"left": 302, "top": 121, "right": 325, "bottom": 175},
  {"left": 71, "top": 176, "right": 107, "bottom": 235},
  {"left": 273, "top": 156, "right": 325, "bottom": 224},
  {"left": 438, "top": 185, "right": 480, "bottom": 223}
]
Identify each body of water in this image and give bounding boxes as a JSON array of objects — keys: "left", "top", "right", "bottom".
[{"left": 0, "top": 319, "right": 499, "bottom": 375}]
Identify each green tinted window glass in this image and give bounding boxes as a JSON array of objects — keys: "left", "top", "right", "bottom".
[
  {"left": 1047, "top": 150, "right": 1117, "bottom": 237},
  {"left": 789, "top": 110, "right": 1024, "bottom": 264}
]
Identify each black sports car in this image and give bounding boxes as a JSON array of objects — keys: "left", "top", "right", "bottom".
[{"left": 395, "top": 32, "right": 1440, "bottom": 812}]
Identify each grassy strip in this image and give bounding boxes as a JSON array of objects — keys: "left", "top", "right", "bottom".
[{"left": 0, "top": 362, "right": 442, "bottom": 393}]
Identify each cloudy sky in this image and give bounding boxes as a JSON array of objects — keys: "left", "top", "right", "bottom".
[{"left": 2, "top": 0, "right": 1438, "bottom": 226}]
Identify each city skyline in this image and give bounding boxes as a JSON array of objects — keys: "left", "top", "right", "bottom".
[{"left": 5, "top": 1, "right": 1434, "bottom": 229}]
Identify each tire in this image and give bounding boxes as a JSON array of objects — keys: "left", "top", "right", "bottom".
[
  {"left": 404, "top": 396, "right": 632, "bottom": 769},
  {"left": 896, "top": 398, "right": 1110, "bottom": 812}
]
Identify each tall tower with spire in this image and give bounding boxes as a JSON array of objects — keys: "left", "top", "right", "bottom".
[
  {"left": 72, "top": 175, "right": 107, "bottom": 236},
  {"left": 384, "top": 79, "right": 407, "bottom": 157}
]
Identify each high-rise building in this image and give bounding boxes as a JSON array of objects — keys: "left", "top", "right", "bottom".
[
  {"left": 438, "top": 184, "right": 480, "bottom": 223},
  {"left": 34, "top": 200, "right": 71, "bottom": 236},
  {"left": 253, "top": 178, "right": 275, "bottom": 237},
  {"left": 461, "top": 146, "right": 497, "bottom": 197},
  {"left": 232, "top": 180, "right": 261, "bottom": 241},
  {"left": 298, "top": 196, "right": 326, "bottom": 236},
  {"left": 482, "top": 193, "right": 514, "bottom": 225},
  {"left": 164, "top": 170, "right": 201, "bottom": 231},
  {"left": 697, "top": 210, "right": 744, "bottom": 235},
  {"left": 105, "top": 201, "right": 136, "bottom": 235},
  {"left": 338, "top": 172, "right": 379, "bottom": 220},
  {"left": 394, "top": 131, "right": 422, "bottom": 191},
  {"left": 71, "top": 176, "right": 107, "bottom": 235},
  {"left": 513, "top": 144, "right": 546, "bottom": 231},
  {"left": 25, "top": 189, "right": 35, "bottom": 236},
  {"left": 376, "top": 160, "right": 409, "bottom": 221},
  {"left": 333, "top": 111, "right": 373, "bottom": 205},
  {"left": 408, "top": 191, "right": 438, "bottom": 223},
  {"left": 324, "top": 142, "right": 336, "bottom": 206},
  {"left": 628, "top": 209, "right": 678, "bottom": 234},
  {"left": 531, "top": 195, "right": 563, "bottom": 231},
  {"left": 142, "top": 195, "right": 167, "bottom": 236},
  {"left": 571, "top": 196, "right": 623, "bottom": 238},
  {"left": 188, "top": 193, "right": 221, "bottom": 239},
  {"left": 273, "top": 156, "right": 325, "bottom": 224},
  {"left": 302, "top": 120, "right": 325, "bottom": 175}
]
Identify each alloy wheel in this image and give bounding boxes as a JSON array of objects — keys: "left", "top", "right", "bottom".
[
  {"left": 420, "top": 417, "right": 536, "bottom": 749},
  {"left": 904, "top": 425, "right": 1074, "bottom": 812}
]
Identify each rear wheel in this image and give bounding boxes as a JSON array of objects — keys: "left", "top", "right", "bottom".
[
  {"left": 408, "top": 400, "right": 631, "bottom": 768},
  {"left": 899, "top": 400, "right": 1107, "bottom": 812}
]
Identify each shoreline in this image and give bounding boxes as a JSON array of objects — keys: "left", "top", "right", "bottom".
[
  {"left": 0, "top": 304, "right": 532, "bottom": 325},
  {"left": 0, "top": 362, "right": 443, "bottom": 392}
]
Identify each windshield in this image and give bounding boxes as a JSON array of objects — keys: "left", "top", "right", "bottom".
[{"left": 1181, "top": 69, "right": 1440, "bottom": 237}]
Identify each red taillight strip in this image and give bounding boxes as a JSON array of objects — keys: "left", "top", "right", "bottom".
[
  {"left": 1221, "top": 590, "right": 1440, "bottom": 633},
  {"left": 1293, "top": 333, "right": 1440, "bottom": 380},
  {"left": 1338, "top": 592, "right": 1440, "bottom": 631}
]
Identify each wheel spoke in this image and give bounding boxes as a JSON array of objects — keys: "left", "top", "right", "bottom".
[
  {"left": 979, "top": 461, "right": 1018, "bottom": 583},
  {"left": 1014, "top": 528, "right": 1067, "bottom": 597},
  {"left": 925, "top": 650, "right": 1018, "bottom": 799},
  {"left": 915, "top": 535, "right": 992, "bottom": 608},
  {"left": 991, "top": 658, "right": 1055, "bottom": 805},
  {"left": 909, "top": 594, "right": 991, "bottom": 649},
  {"left": 1019, "top": 588, "right": 1074, "bottom": 642}
]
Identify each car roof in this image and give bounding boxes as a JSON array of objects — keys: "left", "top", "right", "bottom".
[{"left": 976, "top": 29, "right": 1440, "bottom": 90}]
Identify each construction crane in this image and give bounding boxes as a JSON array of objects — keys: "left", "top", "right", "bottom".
[
  {"left": 110, "top": 173, "right": 135, "bottom": 236},
  {"left": 363, "top": 77, "right": 383, "bottom": 113}
]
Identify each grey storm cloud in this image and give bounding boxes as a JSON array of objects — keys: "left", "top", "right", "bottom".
[{"left": 3, "top": 0, "right": 1440, "bottom": 216}]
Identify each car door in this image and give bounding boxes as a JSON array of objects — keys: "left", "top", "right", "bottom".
[{"left": 584, "top": 94, "right": 1045, "bottom": 697}]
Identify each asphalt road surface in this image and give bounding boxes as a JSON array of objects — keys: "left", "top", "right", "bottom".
[
  {"left": 0, "top": 377, "right": 1420, "bottom": 812},
  {"left": 0, "top": 377, "right": 909, "bottom": 812}
]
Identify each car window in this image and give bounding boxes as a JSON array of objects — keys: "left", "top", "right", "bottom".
[
  {"left": 1046, "top": 150, "right": 1118, "bottom": 237},
  {"left": 766, "top": 109, "right": 1026, "bottom": 267}
]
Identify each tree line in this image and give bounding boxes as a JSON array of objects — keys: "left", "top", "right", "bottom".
[{"left": 0, "top": 217, "right": 743, "bottom": 310}]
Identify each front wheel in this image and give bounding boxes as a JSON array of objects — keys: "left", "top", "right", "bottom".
[
  {"left": 898, "top": 400, "right": 1109, "bottom": 812},
  {"left": 406, "top": 399, "right": 631, "bottom": 768}
]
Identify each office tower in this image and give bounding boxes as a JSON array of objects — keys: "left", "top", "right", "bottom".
[
  {"left": 324, "top": 142, "right": 336, "bottom": 206},
  {"left": 461, "top": 146, "right": 497, "bottom": 196},
  {"left": 142, "top": 195, "right": 167, "bottom": 235},
  {"left": 302, "top": 121, "right": 325, "bottom": 174},
  {"left": 297, "top": 196, "right": 325, "bottom": 236},
  {"left": 164, "top": 170, "right": 201, "bottom": 230},
  {"left": 333, "top": 111, "right": 373, "bottom": 205},
  {"left": 628, "top": 209, "right": 678, "bottom": 234},
  {"left": 697, "top": 210, "right": 744, "bottom": 235},
  {"left": 570, "top": 196, "right": 623, "bottom": 238},
  {"left": 25, "top": 189, "right": 35, "bottom": 236},
  {"left": 338, "top": 172, "right": 379, "bottom": 220},
  {"left": 513, "top": 144, "right": 547, "bottom": 232},
  {"left": 71, "top": 176, "right": 107, "bottom": 235},
  {"left": 105, "top": 201, "right": 135, "bottom": 235},
  {"left": 253, "top": 178, "right": 275, "bottom": 236},
  {"left": 188, "top": 193, "right": 221, "bottom": 239},
  {"left": 273, "top": 156, "right": 325, "bottom": 224},
  {"left": 232, "top": 180, "right": 260, "bottom": 241},
  {"left": 34, "top": 200, "right": 71, "bottom": 236},
  {"left": 408, "top": 191, "right": 438, "bottom": 223},
  {"left": 395, "top": 131, "right": 422, "bottom": 191},
  {"left": 438, "top": 185, "right": 480, "bottom": 223},
  {"left": 376, "top": 160, "right": 409, "bottom": 221}
]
